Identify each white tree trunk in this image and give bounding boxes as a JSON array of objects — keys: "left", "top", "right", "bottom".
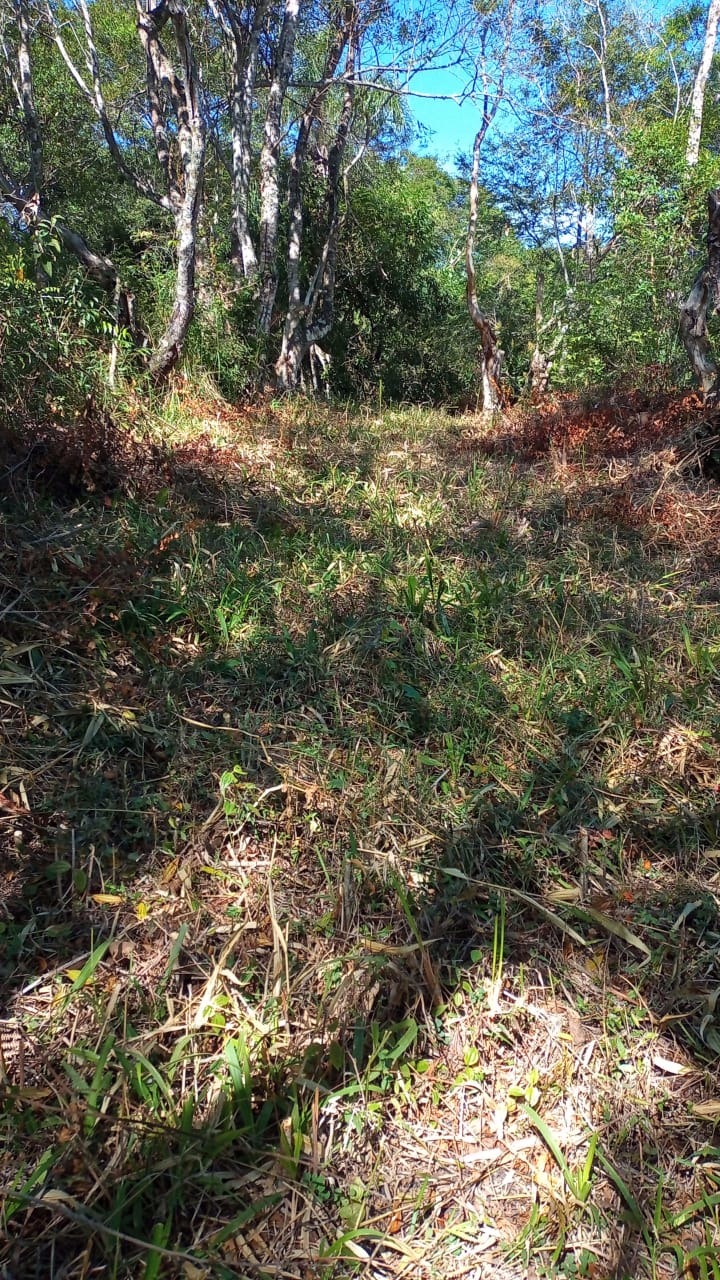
[
  {"left": 136, "top": 1, "right": 206, "bottom": 381},
  {"left": 14, "top": 0, "right": 43, "bottom": 192},
  {"left": 257, "top": 0, "right": 302, "bottom": 333},
  {"left": 47, "top": 0, "right": 204, "bottom": 375},
  {"left": 679, "top": 189, "right": 720, "bottom": 401},
  {"left": 227, "top": 0, "right": 270, "bottom": 280},
  {"left": 465, "top": 126, "right": 502, "bottom": 414},
  {"left": 687, "top": 0, "right": 720, "bottom": 167},
  {"left": 275, "top": 10, "right": 355, "bottom": 389},
  {"left": 680, "top": 0, "right": 720, "bottom": 393},
  {"left": 148, "top": 144, "right": 205, "bottom": 380}
]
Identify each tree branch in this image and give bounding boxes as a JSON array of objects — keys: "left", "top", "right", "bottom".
[{"left": 46, "top": 0, "right": 171, "bottom": 210}]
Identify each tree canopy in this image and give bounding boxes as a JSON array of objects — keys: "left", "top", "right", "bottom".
[{"left": 1, "top": 0, "right": 720, "bottom": 408}]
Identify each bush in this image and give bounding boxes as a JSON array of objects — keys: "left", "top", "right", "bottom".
[{"left": 0, "top": 218, "right": 112, "bottom": 424}]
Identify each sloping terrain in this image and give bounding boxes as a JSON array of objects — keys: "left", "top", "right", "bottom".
[{"left": 2, "top": 394, "right": 720, "bottom": 1280}]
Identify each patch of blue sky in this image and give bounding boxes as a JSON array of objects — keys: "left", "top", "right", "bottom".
[
  {"left": 406, "top": 0, "right": 692, "bottom": 171},
  {"left": 408, "top": 65, "right": 481, "bottom": 169}
]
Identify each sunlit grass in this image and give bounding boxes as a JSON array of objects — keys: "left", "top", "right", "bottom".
[{"left": 2, "top": 400, "right": 720, "bottom": 1277}]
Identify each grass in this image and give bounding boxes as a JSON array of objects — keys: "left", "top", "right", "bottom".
[{"left": 1, "top": 393, "right": 720, "bottom": 1278}]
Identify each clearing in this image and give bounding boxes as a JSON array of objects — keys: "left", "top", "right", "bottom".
[{"left": 1, "top": 393, "right": 720, "bottom": 1280}]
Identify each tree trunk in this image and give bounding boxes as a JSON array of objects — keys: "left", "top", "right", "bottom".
[
  {"left": 15, "top": 0, "right": 43, "bottom": 193},
  {"left": 465, "top": 125, "right": 502, "bottom": 414},
  {"left": 257, "top": 0, "right": 302, "bottom": 333},
  {"left": 526, "top": 267, "right": 568, "bottom": 402},
  {"left": 274, "top": 8, "right": 354, "bottom": 389},
  {"left": 679, "top": 189, "right": 720, "bottom": 401},
  {"left": 275, "top": 323, "right": 307, "bottom": 391},
  {"left": 147, "top": 155, "right": 204, "bottom": 380},
  {"left": 136, "top": 1, "right": 206, "bottom": 382},
  {"left": 528, "top": 346, "right": 552, "bottom": 403},
  {"left": 227, "top": 0, "right": 270, "bottom": 280},
  {"left": 686, "top": 0, "right": 720, "bottom": 168}
]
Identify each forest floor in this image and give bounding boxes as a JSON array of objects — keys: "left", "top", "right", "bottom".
[{"left": 2, "top": 387, "right": 720, "bottom": 1280}]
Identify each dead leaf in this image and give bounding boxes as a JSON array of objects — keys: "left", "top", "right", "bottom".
[
  {"left": 691, "top": 1100, "right": 720, "bottom": 1120},
  {"left": 161, "top": 858, "right": 179, "bottom": 884},
  {"left": 671, "top": 901, "right": 705, "bottom": 932},
  {"left": 652, "top": 1055, "right": 689, "bottom": 1075},
  {"left": 580, "top": 907, "right": 651, "bottom": 957}
]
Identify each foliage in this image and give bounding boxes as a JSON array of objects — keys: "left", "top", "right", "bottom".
[
  {"left": 0, "top": 218, "right": 112, "bottom": 419},
  {"left": 2, "top": 0, "right": 720, "bottom": 402},
  {"left": 331, "top": 156, "right": 475, "bottom": 402}
]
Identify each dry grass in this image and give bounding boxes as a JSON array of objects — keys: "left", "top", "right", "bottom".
[{"left": 1, "top": 393, "right": 720, "bottom": 1279}]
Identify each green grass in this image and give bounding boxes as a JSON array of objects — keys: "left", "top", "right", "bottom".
[{"left": 2, "top": 399, "right": 720, "bottom": 1277}]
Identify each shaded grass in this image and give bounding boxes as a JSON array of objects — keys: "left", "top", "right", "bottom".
[{"left": 1, "top": 399, "right": 720, "bottom": 1278}]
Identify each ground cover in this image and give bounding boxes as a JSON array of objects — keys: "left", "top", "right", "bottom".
[{"left": 2, "top": 392, "right": 720, "bottom": 1279}]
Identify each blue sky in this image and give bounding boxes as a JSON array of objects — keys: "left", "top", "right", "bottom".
[
  {"left": 408, "top": 0, "right": 688, "bottom": 170},
  {"left": 410, "top": 67, "right": 480, "bottom": 169}
]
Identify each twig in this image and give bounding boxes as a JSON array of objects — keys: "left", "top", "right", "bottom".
[{"left": 0, "top": 442, "right": 44, "bottom": 484}]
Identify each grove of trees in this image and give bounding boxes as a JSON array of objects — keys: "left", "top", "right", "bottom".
[{"left": 2, "top": 0, "right": 720, "bottom": 415}]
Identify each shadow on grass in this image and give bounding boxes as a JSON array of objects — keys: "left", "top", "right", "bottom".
[{"left": 2, "top": 410, "right": 720, "bottom": 1278}]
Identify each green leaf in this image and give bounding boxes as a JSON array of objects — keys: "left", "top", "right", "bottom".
[
  {"left": 522, "top": 1104, "right": 582, "bottom": 1201},
  {"left": 157, "top": 921, "right": 189, "bottom": 995},
  {"left": 210, "top": 1195, "right": 282, "bottom": 1247},
  {"left": 61, "top": 939, "right": 112, "bottom": 1003},
  {"left": 594, "top": 1147, "right": 653, "bottom": 1248}
]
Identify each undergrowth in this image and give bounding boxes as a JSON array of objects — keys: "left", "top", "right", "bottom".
[{"left": 1, "top": 396, "right": 720, "bottom": 1279}]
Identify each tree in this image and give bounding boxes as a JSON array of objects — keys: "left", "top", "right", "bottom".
[
  {"left": 463, "top": 0, "right": 518, "bottom": 414},
  {"left": 679, "top": 189, "right": 720, "bottom": 401},
  {"left": 0, "top": 0, "right": 131, "bottom": 323},
  {"left": 198, "top": 0, "right": 468, "bottom": 387},
  {"left": 679, "top": 0, "right": 720, "bottom": 399},
  {"left": 472, "top": 0, "right": 710, "bottom": 396},
  {"left": 8, "top": 0, "right": 710, "bottom": 406},
  {"left": 275, "top": 1, "right": 362, "bottom": 388},
  {"left": 209, "top": 0, "right": 303, "bottom": 333},
  {"left": 48, "top": 0, "right": 206, "bottom": 381},
  {"left": 686, "top": 0, "right": 720, "bottom": 167}
]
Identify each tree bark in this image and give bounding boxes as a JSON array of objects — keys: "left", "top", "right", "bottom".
[
  {"left": 526, "top": 267, "right": 568, "bottom": 402},
  {"left": 47, "top": 0, "right": 205, "bottom": 379},
  {"left": 225, "top": 0, "right": 270, "bottom": 280},
  {"left": 679, "top": 189, "right": 720, "bottom": 401},
  {"left": 257, "top": 0, "right": 302, "bottom": 333},
  {"left": 135, "top": 0, "right": 206, "bottom": 381},
  {"left": 275, "top": 5, "right": 357, "bottom": 391},
  {"left": 686, "top": 0, "right": 720, "bottom": 168},
  {"left": 14, "top": 0, "right": 43, "bottom": 193},
  {"left": 146, "top": 138, "right": 205, "bottom": 380},
  {"left": 466, "top": 125, "right": 502, "bottom": 414}
]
